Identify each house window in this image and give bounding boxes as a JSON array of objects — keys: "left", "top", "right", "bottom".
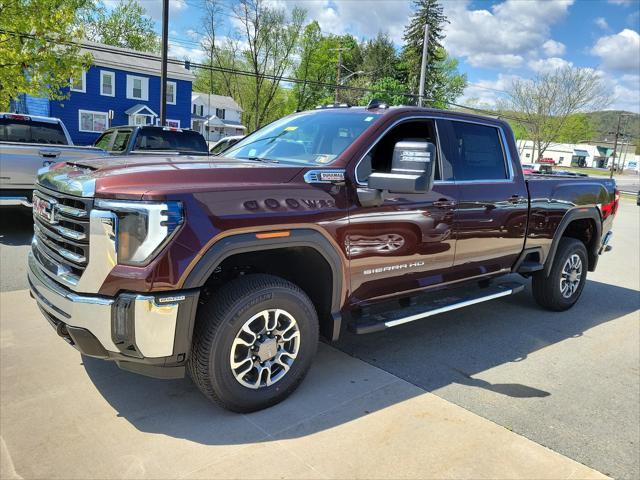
[
  {"left": 192, "top": 104, "right": 197, "bottom": 114},
  {"left": 79, "top": 110, "right": 108, "bottom": 133},
  {"left": 166, "top": 81, "right": 176, "bottom": 105},
  {"left": 216, "top": 108, "right": 225, "bottom": 119},
  {"left": 70, "top": 71, "right": 86, "bottom": 93},
  {"left": 200, "top": 105, "right": 204, "bottom": 116},
  {"left": 126, "top": 75, "right": 148, "bottom": 100},
  {"left": 525, "top": 153, "right": 531, "bottom": 158},
  {"left": 100, "top": 71, "right": 115, "bottom": 96},
  {"left": 156, "top": 119, "right": 181, "bottom": 128},
  {"left": 559, "top": 156, "right": 564, "bottom": 162}
]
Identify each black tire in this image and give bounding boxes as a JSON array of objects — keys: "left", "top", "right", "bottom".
[
  {"left": 188, "top": 274, "right": 319, "bottom": 413},
  {"left": 532, "top": 238, "right": 588, "bottom": 311}
]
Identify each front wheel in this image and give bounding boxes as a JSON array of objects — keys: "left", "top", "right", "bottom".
[
  {"left": 532, "top": 238, "right": 588, "bottom": 311},
  {"left": 188, "top": 274, "right": 318, "bottom": 413}
]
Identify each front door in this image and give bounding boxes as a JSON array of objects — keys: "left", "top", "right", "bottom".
[{"left": 346, "top": 118, "right": 458, "bottom": 305}]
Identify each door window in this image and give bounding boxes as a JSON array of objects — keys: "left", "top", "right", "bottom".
[
  {"left": 449, "top": 122, "right": 508, "bottom": 181},
  {"left": 94, "top": 131, "right": 113, "bottom": 149},
  {"left": 356, "top": 119, "right": 442, "bottom": 183}
]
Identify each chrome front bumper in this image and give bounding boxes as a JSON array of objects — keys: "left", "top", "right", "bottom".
[{"left": 28, "top": 252, "right": 187, "bottom": 359}]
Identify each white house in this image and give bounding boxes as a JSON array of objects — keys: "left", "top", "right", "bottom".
[
  {"left": 516, "top": 139, "right": 637, "bottom": 170},
  {"left": 191, "top": 92, "right": 246, "bottom": 142}
]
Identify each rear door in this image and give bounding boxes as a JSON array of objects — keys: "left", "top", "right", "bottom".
[
  {"left": 439, "top": 119, "right": 528, "bottom": 276},
  {"left": 347, "top": 117, "right": 458, "bottom": 304}
]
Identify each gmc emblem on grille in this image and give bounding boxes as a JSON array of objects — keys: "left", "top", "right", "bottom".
[{"left": 33, "top": 195, "right": 58, "bottom": 225}]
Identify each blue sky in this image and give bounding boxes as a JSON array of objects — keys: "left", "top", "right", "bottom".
[{"left": 130, "top": 0, "right": 640, "bottom": 112}]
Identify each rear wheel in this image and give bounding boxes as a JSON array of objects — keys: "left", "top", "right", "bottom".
[
  {"left": 532, "top": 238, "right": 588, "bottom": 311},
  {"left": 188, "top": 274, "right": 318, "bottom": 412}
]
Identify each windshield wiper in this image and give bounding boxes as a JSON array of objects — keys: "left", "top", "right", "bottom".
[{"left": 240, "top": 156, "right": 279, "bottom": 164}]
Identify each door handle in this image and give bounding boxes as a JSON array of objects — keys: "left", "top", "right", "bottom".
[
  {"left": 508, "top": 194, "right": 522, "bottom": 204},
  {"left": 39, "top": 150, "right": 60, "bottom": 158},
  {"left": 433, "top": 199, "right": 455, "bottom": 208}
]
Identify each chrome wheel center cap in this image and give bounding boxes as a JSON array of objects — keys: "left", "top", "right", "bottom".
[
  {"left": 255, "top": 337, "right": 278, "bottom": 362},
  {"left": 569, "top": 270, "right": 579, "bottom": 282}
]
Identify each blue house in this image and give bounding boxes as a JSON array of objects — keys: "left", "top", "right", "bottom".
[{"left": 14, "top": 41, "right": 194, "bottom": 145}]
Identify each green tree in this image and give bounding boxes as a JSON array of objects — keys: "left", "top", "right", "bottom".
[
  {"left": 360, "top": 32, "right": 398, "bottom": 83},
  {"left": 202, "top": 0, "right": 305, "bottom": 131},
  {"left": 399, "top": 0, "right": 466, "bottom": 107},
  {"left": 82, "top": 0, "right": 159, "bottom": 52},
  {"left": 556, "top": 114, "right": 596, "bottom": 143},
  {"left": 362, "top": 77, "right": 409, "bottom": 106},
  {"left": 0, "top": 0, "right": 92, "bottom": 110}
]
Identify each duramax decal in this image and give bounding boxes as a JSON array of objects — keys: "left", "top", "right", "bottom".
[{"left": 363, "top": 261, "right": 425, "bottom": 275}]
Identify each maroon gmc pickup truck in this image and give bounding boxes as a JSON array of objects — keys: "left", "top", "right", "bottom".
[{"left": 28, "top": 105, "right": 618, "bottom": 412}]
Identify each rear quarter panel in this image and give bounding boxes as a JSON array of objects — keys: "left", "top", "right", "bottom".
[{"left": 525, "top": 175, "right": 616, "bottom": 262}]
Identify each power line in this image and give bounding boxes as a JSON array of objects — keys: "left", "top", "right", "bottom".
[{"left": 1, "top": 28, "right": 533, "bottom": 125}]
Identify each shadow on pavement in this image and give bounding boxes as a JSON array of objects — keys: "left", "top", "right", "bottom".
[
  {"left": 82, "top": 277, "right": 637, "bottom": 445},
  {"left": 336, "top": 278, "right": 639, "bottom": 396},
  {"left": 0, "top": 207, "right": 33, "bottom": 246}
]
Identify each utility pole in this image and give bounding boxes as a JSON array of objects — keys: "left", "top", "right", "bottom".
[
  {"left": 330, "top": 47, "right": 349, "bottom": 103},
  {"left": 609, "top": 113, "right": 630, "bottom": 178},
  {"left": 159, "top": 0, "right": 169, "bottom": 126},
  {"left": 418, "top": 24, "right": 429, "bottom": 107}
]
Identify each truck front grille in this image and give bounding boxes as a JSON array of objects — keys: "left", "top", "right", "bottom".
[{"left": 31, "top": 187, "right": 92, "bottom": 287}]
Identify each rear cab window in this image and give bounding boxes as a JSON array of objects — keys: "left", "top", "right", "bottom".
[
  {"left": 0, "top": 117, "right": 68, "bottom": 145},
  {"left": 447, "top": 121, "right": 509, "bottom": 181},
  {"left": 134, "top": 128, "right": 208, "bottom": 153}
]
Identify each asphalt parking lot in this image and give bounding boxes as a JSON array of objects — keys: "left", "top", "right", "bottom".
[{"left": 1, "top": 200, "right": 638, "bottom": 479}]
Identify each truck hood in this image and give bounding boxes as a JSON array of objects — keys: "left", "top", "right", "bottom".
[{"left": 40, "top": 155, "right": 305, "bottom": 200}]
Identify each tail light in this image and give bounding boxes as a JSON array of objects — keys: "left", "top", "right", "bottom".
[{"left": 601, "top": 188, "right": 619, "bottom": 220}]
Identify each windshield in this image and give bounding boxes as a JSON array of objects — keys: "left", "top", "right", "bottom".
[{"left": 223, "top": 111, "right": 379, "bottom": 165}]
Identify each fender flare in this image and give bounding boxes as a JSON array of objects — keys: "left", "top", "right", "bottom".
[
  {"left": 543, "top": 207, "right": 602, "bottom": 276},
  {"left": 182, "top": 229, "right": 345, "bottom": 339}
]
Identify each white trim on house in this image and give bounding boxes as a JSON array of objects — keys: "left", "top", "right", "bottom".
[
  {"left": 78, "top": 109, "right": 108, "bottom": 133},
  {"left": 100, "top": 70, "right": 115, "bottom": 97},
  {"left": 126, "top": 75, "right": 149, "bottom": 101},
  {"left": 70, "top": 71, "right": 86, "bottom": 93},
  {"left": 166, "top": 81, "right": 177, "bottom": 105}
]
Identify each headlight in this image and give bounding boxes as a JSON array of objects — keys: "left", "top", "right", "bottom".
[{"left": 95, "top": 199, "right": 183, "bottom": 266}]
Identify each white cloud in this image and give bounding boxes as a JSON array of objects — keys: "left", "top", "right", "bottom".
[
  {"left": 168, "top": 42, "right": 205, "bottom": 62},
  {"left": 609, "top": 74, "right": 640, "bottom": 112},
  {"left": 594, "top": 17, "right": 609, "bottom": 30},
  {"left": 528, "top": 57, "right": 573, "bottom": 73},
  {"left": 460, "top": 74, "right": 520, "bottom": 108},
  {"left": 467, "top": 53, "right": 524, "bottom": 69},
  {"left": 443, "top": 0, "right": 573, "bottom": 69},
  {"left": 542, "top": 39, "right": 566, "bottom": 56},
  {"left": 267, "top": 0, "right": 412, "bottom": 44},
  {"left": 591, "top": 29, "right": 640, "bottom": 73},
  {"left": 104, "top": 0, "right": 187, "bottom": 20},
  {"left": 608, "top": 0, "right": 633, "bottom": 5}
]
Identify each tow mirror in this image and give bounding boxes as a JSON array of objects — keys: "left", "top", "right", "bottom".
[{"left": 367, "top": 141, "right": 436, "bottom": 194}]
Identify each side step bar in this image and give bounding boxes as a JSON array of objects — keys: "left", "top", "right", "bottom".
[{"left": 350, "top": 282, "right": 525, "bottom": 334}]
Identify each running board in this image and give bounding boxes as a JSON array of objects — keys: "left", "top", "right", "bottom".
[{"left": 350, "top": 282, "right": 525, "bottom": 334}]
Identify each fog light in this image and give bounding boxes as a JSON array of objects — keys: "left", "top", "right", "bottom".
[{"left": 112, "top": 296, "right": 136, "bottom": 351}]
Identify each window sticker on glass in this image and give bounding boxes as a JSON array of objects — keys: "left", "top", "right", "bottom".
[
  {"left": 315, "top": 154, "right": 336, "bottom": 164},
  {"left": 364, "top": 116, "right": 374, "bottom": 122},
  {"left": 283, "top": 126, "right": 298, "bottom": 131}
]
